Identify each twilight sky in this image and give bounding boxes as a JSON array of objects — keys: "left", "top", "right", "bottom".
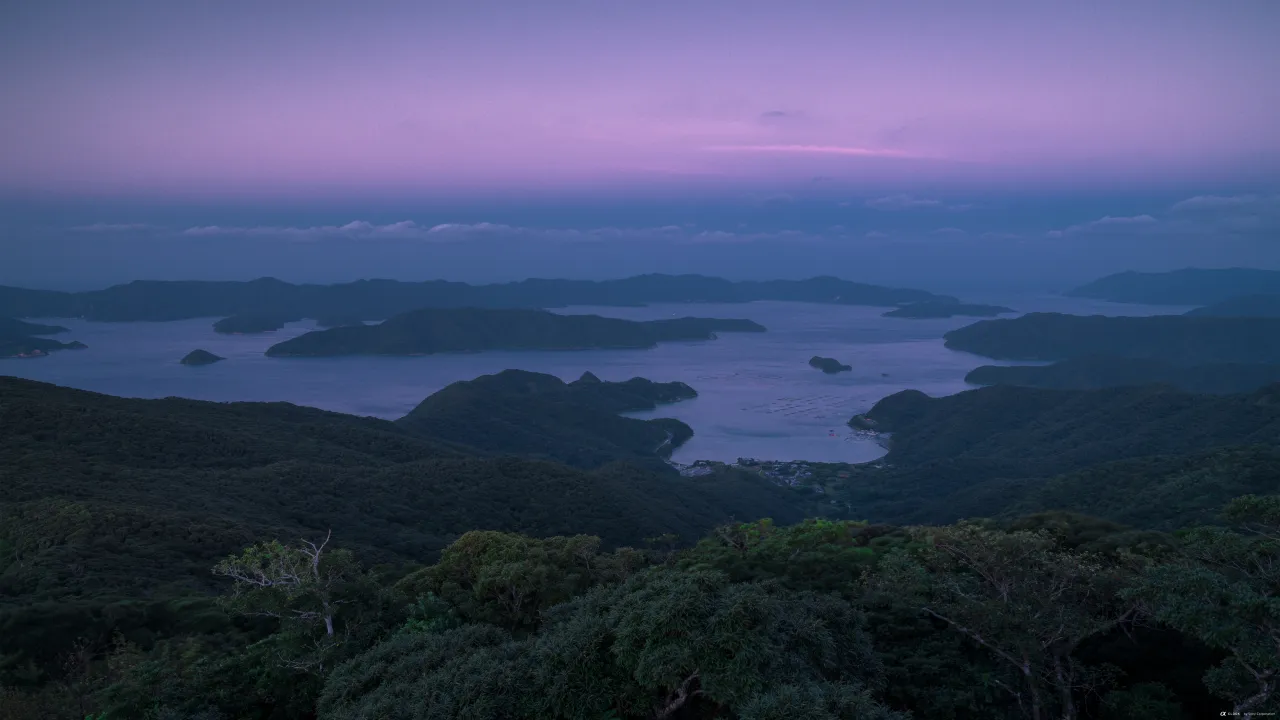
[{"left": 2, "top": 0, "right": 1279, "bottom": 290}]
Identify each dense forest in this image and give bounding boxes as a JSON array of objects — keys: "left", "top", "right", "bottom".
[
  {"left": 840, "top": 383, "right": 1280, "bottom": 528},
  {"left": 0, "top": 275, "right": 953, "bottom": 322},
  {"left": 944, "top": 312, "right": 1280, "bottom": 364},
  {"left": 1067, "top": 267, "right": 1280, "bottom": 304},
  {"left": 965, "top": 355, "right": 1280, "bottom": 394},
  {"left": 263, "top": 309, "right": 765, "bottom": 357},
  {"left": 3, "top": 371, "right": 1279, "bottom": 717}
]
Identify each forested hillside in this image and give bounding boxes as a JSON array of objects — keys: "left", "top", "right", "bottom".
[
  {"left": 944, "top": 312, "right": 1280, "bottom": 364},
  {"left": 965, "top": 355, "right": 1280, "bottom": 394},
  {"left": 4, "top": 376, "right": 1280, "bottom": 718}
]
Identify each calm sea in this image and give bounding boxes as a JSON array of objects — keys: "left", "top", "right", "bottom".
[{"left": 3, "top": 295, "right": 1189, "bottom": 464}]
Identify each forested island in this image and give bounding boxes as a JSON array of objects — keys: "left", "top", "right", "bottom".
[
  {"left": 0, "top": 274, "right": 955, "bottom": 322},
  {"left": 1067, "top": 267, "right": 1280, "bottom": 304},
  {"left": 1185, "top": 293, "right": 1280, "bottom": 317},
  {"left": 808, "top": 355, "right": 852, "bottom": 373},
  {"left": 4, "top": 374, "right": 1278, "bottom": 717},
  {"left": 212, "top": 312, "right": 301, "bottom": 334},
  {"left": 881, "top": 301, "right": 1013, "bottom": 319},
  {"left": 944, "top": 312, "right": 1280, "bottom": 364},
  {"left": 264, "top": 307, "right": 765, "bottom": 357},
  {"left": 0, "top": 316, "right": 85, "bottom": 358},
  {"left": 180, "top": 349, "right": 225, "bottom": 366},
  {"left": 966, "top": 355, "right": 1280, "bottom": 394}
]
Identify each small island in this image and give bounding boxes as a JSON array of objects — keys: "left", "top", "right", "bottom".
[
  {"left": 883, "top": 301, "right": 1014, "bottom": 319},
  {"left": 180, "top": 349, "right": 225, "bottom": 366},
  {"left": 809, "top": 356, "right": 852, "bottom": 374},
  {"left": 264, "top": 307, "right": 765, "bottom": 357},
  {"left": 213, "top": 313, "right": 301, "bottom": 334}
]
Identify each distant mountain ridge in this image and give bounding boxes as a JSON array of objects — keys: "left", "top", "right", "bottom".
[
  {"left": 0, "top": 274, "right": 955, "bottom": 322},
  {"left": 1068, "top": 268, "right": 1280, "bottom": 305}
]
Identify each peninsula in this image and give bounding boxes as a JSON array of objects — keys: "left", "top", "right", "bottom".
[
  {"left": 1185, "top": 293, "right": 1280, "bottom": 318},
  {"left": 397, "top": 369, "right": 699, "bottom": 467},
  {"left": 965, "top": 355, "right": 1280, "bottom": 394},
  {"left": 944, "top": 312, "right": 1280, "bottom": 364},
  {"left": 264, "top": 307, "right": 765, "bottom": 357},
  {"left": 0, "top": 316, "right": 85, "bottom": 358}
]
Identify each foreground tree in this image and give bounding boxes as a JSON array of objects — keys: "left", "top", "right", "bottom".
[
  {"left": 1129, "top": 495, "right": 1280, "bottom": 714},
  {"left": 212, "top": 531, "right": 373, "bottom": 673},
  {"left": 875, "top": 523, "right": 1142, "bottom": 720}
]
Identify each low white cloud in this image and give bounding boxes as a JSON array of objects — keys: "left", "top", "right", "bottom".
[
  {"left": 1171, "top": 194, "right": 1263, "bottom": 211},
  {"left": 930, "top": 227, "right": 968, "bottom": 237},
  {"left": 866, "top": 195, "right": 942, "bottom": 210},
  {"left": 174, "top": 220, "right": 832, "bottom": 245},
  {"left": 182, "top": 220, "right": 435, "bottom": 240},
  {"left": 1046, "top": 214, "right": 1157, "bottom": 238},
  {"left": 864, "top": 194, "right": 971, "bottom": 211},
  {"left": 71, "top": 222, "right": 155, "bottom": 232},
  {"left": 703, "top": 144, "right": 920, "bottom": 158}
]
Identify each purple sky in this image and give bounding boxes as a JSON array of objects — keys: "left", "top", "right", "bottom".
[
  {"left": 4, "top": 0, "right": 1279, "bottom": 198},
  {"left": 2, "top": 1, "right": 1279, "bottom": 291}
]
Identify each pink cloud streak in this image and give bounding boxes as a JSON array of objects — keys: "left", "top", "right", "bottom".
[{"left": 702, "top": 145, "right": 925, "bottom": 159}]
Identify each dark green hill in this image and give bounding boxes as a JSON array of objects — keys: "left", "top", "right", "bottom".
[
  {"left": 212, "top": 312, "right": 302, "bottom": 333},
  {"left": 0, "top": 274, "right": 954, "bottom": 322},
  {"left": 264, "top": 307, "right": 764, "bottom": 357},
  {"left": 0, "top": 375, "right": 810, "bottom": 678},
  {"left": 180, "top": 349, "right": 225, "bottom": 366},
  {"left": 0, "top": 374, "right": 805, "bottom": 584},
  {"left": 882, "top": 301, "right": 1013, "bottom": 319},
  {"left": 1067, "top": 267, "right": 1280, "bottom": 304},
  {"left": 1185, "top": 293, "right": 1280, "bottom": 317},
  {"left": 397, "top": 370, "right": 697, "bottom": 468},
  {"left": 966, "top": 356, "right": 1280, "bottom": 394},
  {"left": 851, "top": 383, "right": 1280, "bottom": 475},
  {"left": 945, "top": 312, "right": 1280, "bottom": 364},
  {"left": 837, "top": 383, "right": 1280, "bottom": 527}
]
